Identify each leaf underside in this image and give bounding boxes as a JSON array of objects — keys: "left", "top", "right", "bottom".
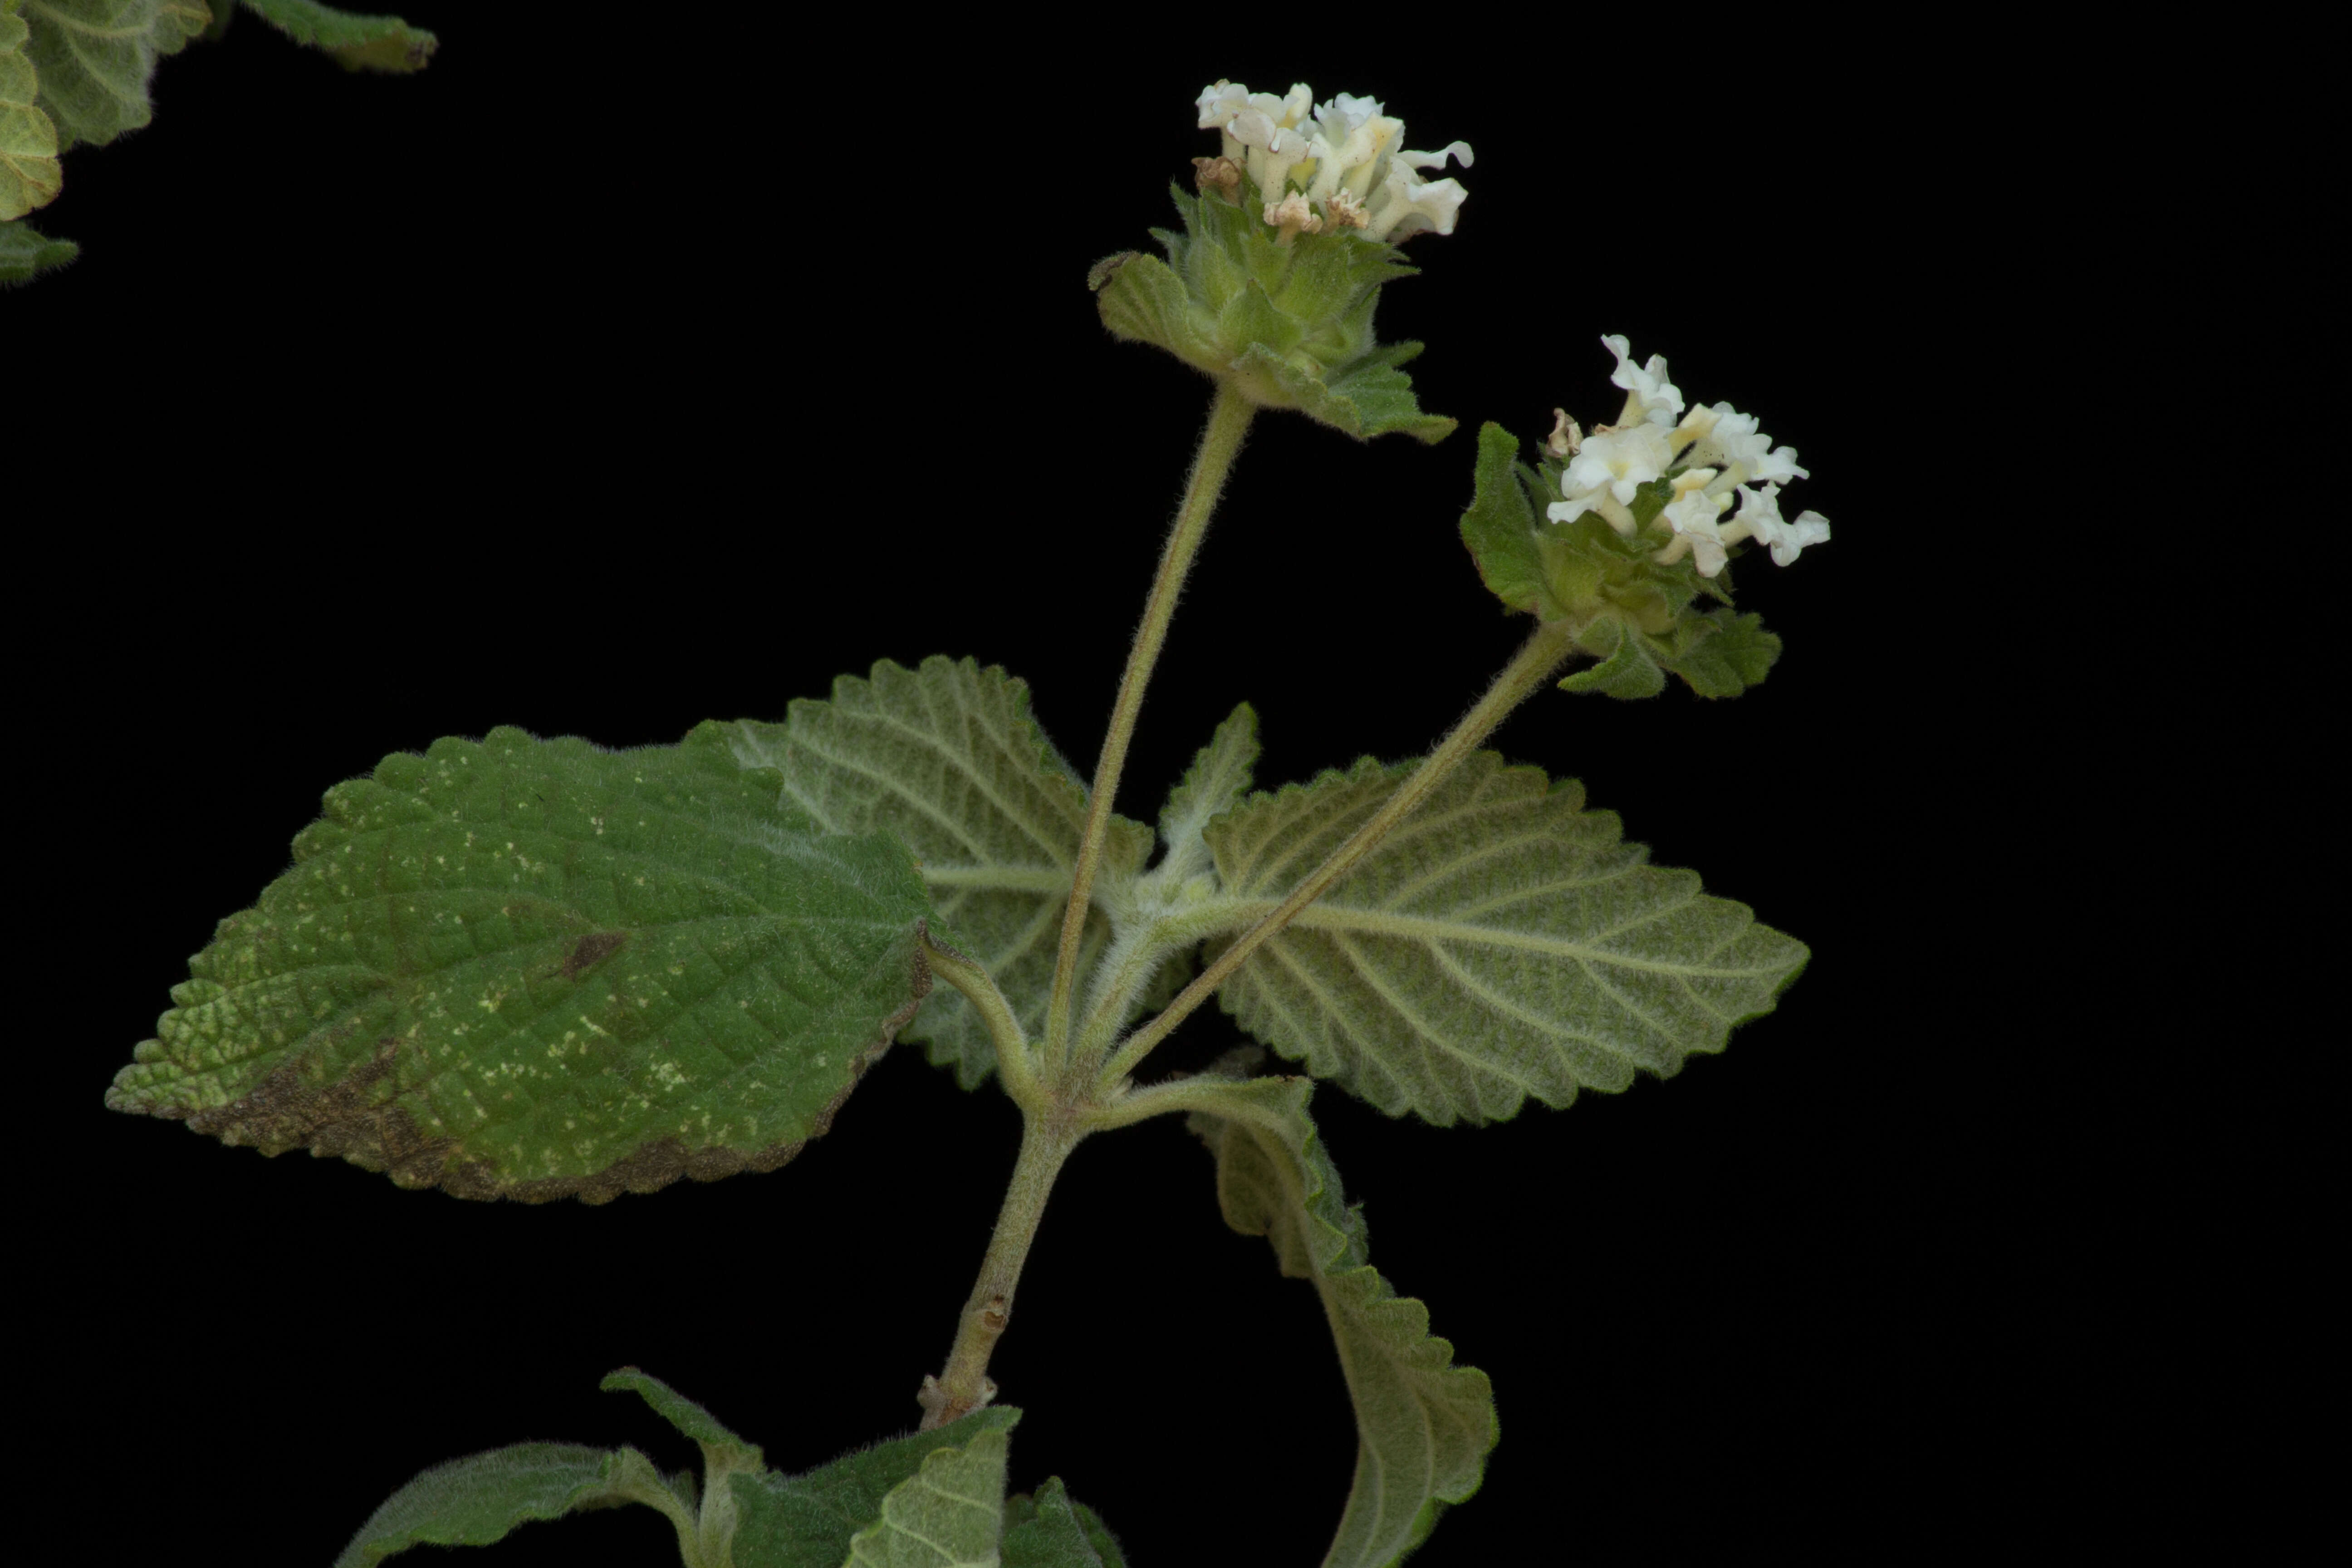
[
  {"left": 0, "top": 12, "right": 63, "bottom": 220},
  {"left": 731, "top": 1407, "right": 1021, "bottom": 1568},
  {"left": 1191, "top": 1075, "right": 1497, "bottom": 1568},
  {"left": 19, "top": 0, "right": 210, "bottom": 153},
  {"left": 109, "top": 724, "right": 934, "bottom": 1201},
  {"left": 333, "top": 1442, "right": 679, "bottom": 1568},
  {"left": 1205, "top": 752, "right": 1808, "bottom": 1123},
  {"left": 726, "top": 656, "right": 1151, "bottom": 1088}
]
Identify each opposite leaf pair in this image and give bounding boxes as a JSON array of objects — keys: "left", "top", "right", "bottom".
[{"left": 338, "top": 1370, "right": 1122, "bottom": 1568}]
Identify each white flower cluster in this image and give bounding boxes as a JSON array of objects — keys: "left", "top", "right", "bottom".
[
  {"left": 1195, "top": 81, "right": 1473, "bottom": 244},
  {"left": 1546, "top": 334, "right": 1831, "bottom": 578}
]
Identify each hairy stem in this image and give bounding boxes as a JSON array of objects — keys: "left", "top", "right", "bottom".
[
  {"left": 1043, "top": 381, "right": 1255, "bottom": 1067},
  {"left": 921, "top": 929, "right": 1041, "bottom": 1113},
  {"left": 1097, "top": 620, "right": 1578, "bottom": 1088},
  {"left": 916, "top": 1108, "right": 1083, "bottom": 1431}
]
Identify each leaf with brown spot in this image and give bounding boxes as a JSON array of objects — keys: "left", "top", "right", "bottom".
[{"left": 109, "top": 724, "right": 935, "bottom": 1201}]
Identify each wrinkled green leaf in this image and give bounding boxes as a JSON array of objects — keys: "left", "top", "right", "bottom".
[
  {"left": 236, "top": 0, "right": 433, "bottom": 71},
  {"left": 0, "top": 12, "right": 62, "bottom": 218},
  {"left": 1203, "top": 751, "right": 1808, "bottom": 1122},
  {"left": 1459, "top": 421, "right": 1549, "bottom": 614},
  {"left": 0, "top": 213, "right": 74, "bottom": 280},
  {"left": 109, "top": 724, "right": 934, "bottom": 1201},
  {"left": 333, "top": 1442, "right": 689, "bottom": 1568},
  {"left": 1156, "top": 701, "right": 1259, "bottom": 887},
  {"left": 20, "top": 0, "right": 209, "bottom": 153},
  {"left": 725, "top": 657, "right": 1151, "bottom": 1089},
  {"left": 730, "top": 1408, "right": 1022, "bottom": 1568},
  {"left": 1557, "top": 615, "right": 1667, "bottom": 699},
  {"left": 1661, "top": 607, "right": 1783, "bottom": 698},
  {"left": 1002, "top": 1479, "right": 1128, "bottom": 1568},
  {"left": 1187, "top": 1073, "right": 1496, "bottom": 1568}
]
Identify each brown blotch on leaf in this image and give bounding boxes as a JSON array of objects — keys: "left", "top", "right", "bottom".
[
  {"left": 172, "top": 925, "right": 942, "bottom": 1204},
  {"left": 559, "top": 931, "right": 629, "bottom": 979}
]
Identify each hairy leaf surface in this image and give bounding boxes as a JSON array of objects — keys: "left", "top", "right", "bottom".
[
  {"left": 109, "top": 725, "right": 933, "bottom": 1201},
  {"left": 1002, "top": 1479, "right": 1129, "bottom": 1567},
  {"left": 843, "top": 1428, "right": 1011, "bottom": 1567},
  {"left": 1188, "top": 1074, "right": 1496, "bottom": 1568},
  {"left": 730, "top": 1408, "right": 1021, "bottom": 1568},
  {"left": 1155, "top": 701, "right": 1259, "bottom": 887},
  {"left": 0, "top": 213, "right": 75, "bottom": 279},
  {"left": 20, "top": 0, "right": 209, "bottom": 152},
  {"left": 0, "top": 12, "right": 62, "bottom": 218},
  {"left": 238, "top": 0, "right": 435, "bottom": 71},
  {"left": 727, "top": 657, "right": 1151, "bottom": 1088},
  {"left": 1204, "top": 753, "right": 1807, "bottom": 1122},
  {"left": 333, "top": 1442, "right": 686, "bottom": 1568}
]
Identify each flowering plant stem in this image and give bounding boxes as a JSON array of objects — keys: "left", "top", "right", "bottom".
[
  {"left": 1044, "top": 381, "right": 1255, "bottom": 1070},
  {"left": 915, "top": 1102, "right": 1083, "bottom": 1431},
  {"left": 1092, "top": 618, "right": 1578, "bottom": 1088}
]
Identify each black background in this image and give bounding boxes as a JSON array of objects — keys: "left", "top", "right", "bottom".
[{"left": 12, "top": 10, "right": 2254, "bottom": 1566}]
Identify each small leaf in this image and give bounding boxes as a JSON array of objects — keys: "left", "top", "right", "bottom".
[
  {"left": 730, "top": 1408, "right": 1021, "bottom": 1568},
  {"left": 20, "top": 0, "right": 211, "bottom": 153},
  {"left": 1204, "top": 752, "right": 1808, "bottom": 1123},
  {"left": 0, "top": 12, "right": 63, "bottom": 219},
  {"left": 237, "top": 0, "right": 435, "bottom": 72},
  {"left": 1186, "top": 1074, "right": 1496, "bottom": 1568},
  {"left": 726, "top": 657, "right": 1151, "bottom": 1088},
  {"left": 333, "top": 1442, "right": 688, "bottom": 1568},
  {"left": 1661, "top": 607, "right": 1782, "bottom": 698},
  {"left": 1002, "top": 1478, "right": 1128, "bottom": 1567},
  {"left": 603, "top": 1367, "right": 763, "bottom": 1470},
  {"left": 0, "top": 215, "right": 76, "bottom": 282},
  {"left": 1556, "top": 616, "right": 1667, "bottom": 699},
  {"left": 1156, "top": 701, "right": 1259, "bottom": 887},
  {"left": 109, "top": 725, "right": 935, "bottom": 1201},
  {"left": 844, "top": 1427, "right": 1011, "bottom": 1567},
  {"left": 1459, "top": 421, "right": 1547, "bottom": 613}
]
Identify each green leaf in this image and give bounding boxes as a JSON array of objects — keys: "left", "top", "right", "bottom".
[
  {"left": 1156, "top": 701, "right": 1259, "bottom": 887},
  {"left": 1661, "top": 607, "right": 1783, "bottom": 698},
  {"left": 730, "top": 1408, "right": 1022, "bottom": 1568},
  {"left": 333, "top": 1442, "right": 689, "bottom": 1568},
  {"left": 1557, "top": 616, "right": 1667, "bottom": 699},
  {"left": 0, "top": 214, "right": 76, "bottom": 280},
  {"left": 1459, "top": 421, "right": 1547, "bottom": 613},
  {"left": 1186, "top": 1074, "right": 1496, "bottom": 1568},
  {"left": 1203, "top": 751, "right": 1808, "bottom": 1123},
  {"left": 725, "top": 657, "right": 1151, "bottom": 1089},
  {"left": 0, "top": 12, "right": 62, "bottom": 219},
  {"left": 236, "top": 0, "right": 434, "bottom": 71},
  {"left": 843, "top": 1427, "right": 1012, "bottom": 1567},
  {"left": 1002, "top": 1479, "right": 1128, "bottom": 1567},
  {"left": 20, "top": 0, "right": 211, "bottom": 153},
  {"left": 603, "top": 1367, "right": 762, "bottom": 1470},
  {"left": 108, "top": 724, "right": 935, "bottom": 1201}
]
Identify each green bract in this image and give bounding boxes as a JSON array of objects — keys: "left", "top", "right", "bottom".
[
  {"left": 1092, "top": 174, "right": 1454, "bottom": 443},
  {"left": 1460, "top": 421, "right": 1786, "bottom": 699}
]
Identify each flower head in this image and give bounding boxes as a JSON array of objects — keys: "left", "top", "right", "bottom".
[
  {"left": 1547, "top": 334, "right": 1832, "bottom": 578},
  {"left": 1196, "top": 80, "right": 1472, "bottom": 243}
]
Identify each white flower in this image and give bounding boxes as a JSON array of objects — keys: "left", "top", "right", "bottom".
[
  {"left": 1653, "top": 489, "right": 1730, "bottom": 577},
  {"left": 1197, "top": 81, "right": 1318, "bottom": 206},
  {"left": 1719, "top": 482, "right": 1831, "bottom": 566},
  {"left": 1563, "top": 423, "right": 1673, "bottom": 505},
  {"left": 1602, "top": 334, "right": 1684, "bottom": 427},
  {"left": 1551, "top": 337, "right": 1833, "bottom": 572},
  {"left": 1684, "top": 402, "right": 1808, "bottom": 486},
  {"left": 1196, "top": 81, "right": 1471, "bottom": 243}
]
